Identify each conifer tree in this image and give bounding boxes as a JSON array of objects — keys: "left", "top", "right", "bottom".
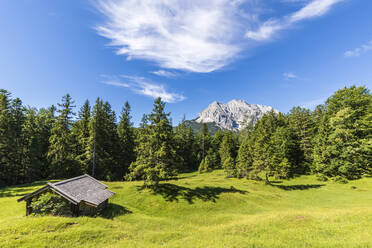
[
  {"left": 47, "top": 94, "right": 76, "bottom": 178},
  {"left": 236, "top": 137, "right": 254, "bottom": 178},
  {"left": 0, "top": 90, "right": 14, "bottom": 186},
  {"left": 117, "top": 101, "right": 135, "bottom": 178},
  {"left": 174, "top": 117, "right": 198, "bottom": 172},
  {"left": 88, "top": 98, "right": 120, "bottom": 180},
  {"left": 219, "top": 132, "right": 238, "bottom": 177},
  {"left": 197, "top": 123, "right": 211, "bottom": 165},
  {"left": 71, "top": 100, "right": 91, "bottom": 174},
  {"left": 127, "top": 97, "right": 179, "bottom": 187}
]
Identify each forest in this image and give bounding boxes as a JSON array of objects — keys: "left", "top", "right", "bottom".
[{"left": 0, "top": 85, "right": 371, "bottom": 187}]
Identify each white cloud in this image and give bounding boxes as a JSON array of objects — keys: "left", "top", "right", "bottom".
[
  {"left": 246, "top": 0, "right": 344, "bottom": 41},
  {"left": 103, "top": 75, "right": 185, "bottom": 103},
  {"left": 96, "top": 0, "right": 246, "bottom": 73},
  {"left": 344, "top": 40, "right": 372, "bottom": 57},
  {"left": 151, "top": 70, "right": 177, "bottom": 78},
  {"left": 95, "top": 0, "right": 344, "bottom": 72},
  {"left": 283, "top": 72, "right": 298, "bottom": 79}
]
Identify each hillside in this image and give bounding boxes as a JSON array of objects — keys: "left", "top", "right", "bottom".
[
  {"left": 183, "top": 120, "right": 221, "bottom": 134},
  {"left": 1, "top": 171, "right": 372, "bottom": 247}
]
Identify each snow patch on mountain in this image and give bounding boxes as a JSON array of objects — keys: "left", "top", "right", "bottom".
[{"left": 195, "top": 99, "right": 278, "bottom": 131}]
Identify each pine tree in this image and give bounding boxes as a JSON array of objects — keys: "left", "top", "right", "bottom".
[
  {"left": 174, "top": 117, "right": 198, "bottom": 172},
  {"left": 88, "top": 98, "right": 121, "bottom": 180},
  {"left": 0, "top": 90, "right": 14, "bottom": 186},
  {"left": 126, "top": 97, "right": 179, "bottom": 187},
  {"left": 47, "top": 94, "right": 76, "bottom": 178},
  {"left": 287, "top": 107, "right": 315, "bottom": 173},
  {"left": 198, "top": 148, "right": 218, "bottom": 173},
  {"left": 219, "top": 132, "right": 238, "bottom": 177},
  {"left": 117, "top": 101, "right": 135, "bottom": 178},
  {"left": 197, "top": 123, "right": 211, "bottom": 165},
  {"left": 71, "top": 100, "right": 91, "bottom": 174},
  {"left": 236, "top": 137, "right": 254, "bottom": 178},
  {"left": 251, "top": 111, "right": 282, "bottom": 183}
]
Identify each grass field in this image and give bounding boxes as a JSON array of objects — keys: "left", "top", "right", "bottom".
[{"left": 1, "top": 170, "right": 372, "bottom": 248}]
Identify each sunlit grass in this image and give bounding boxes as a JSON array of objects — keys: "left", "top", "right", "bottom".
[{"left": 1, "top": 170, "right": 372, "bottom": 247}]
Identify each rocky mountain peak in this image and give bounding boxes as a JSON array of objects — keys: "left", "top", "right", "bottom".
[{"left": 195, "top": 100, "right": 278, "bottom": 131}]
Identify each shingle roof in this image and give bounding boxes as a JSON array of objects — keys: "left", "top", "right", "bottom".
[{"left": 18, "top": 174, "right": 115, "bottom": 207}]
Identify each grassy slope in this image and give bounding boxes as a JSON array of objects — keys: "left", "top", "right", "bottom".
[{"left": 1, "top": 171, "right": 372, "bottom": 248}]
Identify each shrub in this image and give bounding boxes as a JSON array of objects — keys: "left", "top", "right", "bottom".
[{"left": 30, "top": 192, "right": 71, "bottom": 216}]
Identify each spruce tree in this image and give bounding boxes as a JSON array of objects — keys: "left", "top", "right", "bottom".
[
  {"left": 47, "top": 94, "right": 76, "bottom": 178},
  {"left": 126, "top": 97, "right": 179, "bottom": 187},
  {"left": 117, "top": 101, "right": 135, "bottom": 178},
  {"left": 219, "top": 132, "right": 238, "bottom": 177},
  {"left": 174, "top": 117, "right": 198, "bottom": 172},
  {"left": 88, "top": 98, "right": 121, "bottom": 180},
  {"left": 71, "top": 100, "right": 91, "bottom": 174}
]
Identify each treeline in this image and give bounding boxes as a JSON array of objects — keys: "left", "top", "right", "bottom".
[{"left": 0, "top": 86, "right": 371, "bottom": 187}]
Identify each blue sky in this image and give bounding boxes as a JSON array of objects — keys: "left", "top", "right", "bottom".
[{"left": 1, "top": 0, "right": 371, "bottom": 125}]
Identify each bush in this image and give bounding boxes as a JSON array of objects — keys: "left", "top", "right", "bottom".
[
  {"left": 332, "top": 176, "right": 348, "bottom": 184},
  {"left": 30, "top": 192, "right": 71, "bottom": 216}
]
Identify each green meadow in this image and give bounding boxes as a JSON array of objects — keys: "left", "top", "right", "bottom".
[{"left": 1, "top": 170, "right": 372, "bottom": 248}]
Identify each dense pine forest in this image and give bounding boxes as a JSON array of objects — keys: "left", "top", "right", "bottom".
[{"left": 0, "top": 86, "right": 371, "bottom": 187}]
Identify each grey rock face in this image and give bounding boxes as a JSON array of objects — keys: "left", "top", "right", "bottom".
[{"left": 195, "top": 99, "right": 278, "bottom": 131}]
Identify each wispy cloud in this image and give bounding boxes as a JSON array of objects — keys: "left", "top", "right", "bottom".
[
  {"left": 96, "top": 0, "right": 246, "bottom": 73},
  {"left": 151, "top": 70, "right": 178, "bottom": 78},
  {"left": 246, "top": 0, "right": 344, "bottom": 41},
  {"left": 95, "top": 0, "right": 344, "bottom": 73},
  {"left": 103, "top": 75, "right": 185, "bottom": 103},
  {"left": 344, "top": 40, "right": 372, "bottom": 57},
  {"left": 283, "top": 72, "right": 298, "bottom": 80}
]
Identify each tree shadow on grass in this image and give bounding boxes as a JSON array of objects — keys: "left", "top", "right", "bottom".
[
  {"left": 100, "top": 203, "right": 132, "bottom": 219},
  {"left": 139, "top": 183, "right": 247, "bottom": 204},
  {"left": 0, "top": 181, "right": 48, "bottom": 197},
  {"left": 270, "top": 183, "right": 325, "bottom": 191}
]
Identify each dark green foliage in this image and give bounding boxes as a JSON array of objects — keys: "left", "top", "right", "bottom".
[
  {"left": 71, "top": 100, "right": 91, "bottom": 174},
  {"left": 198, "top": 148, "right": 219, "bottom": 173},
  {"left": 196, "top": 123, "right": 212, "bottom": 165},
  {"left": 313, "top": 86, "right": 372, "bottom": 180},
  {"left": 126, "top": 98, "right": 179, "bottom": 187},
  {"left": 88, "top": 98, "right": 121, "bottom": 181},
  {"left": 236, "top": 137, "right": 254, "bottom": 178},
  {"left": 30, "top": 192, "right": 70, "bottom": 216},
  {"left": 117, "top": 101, "right": 135, "bottom": 178},
  {"left": 0, "top": 85, "right": 370, "bottom": 186},
  {"left": 287, "top": 107, "right": 315, "bottom": 173},
  {"left": 48, "top": 94, "right": 77, "bottom": 178},
  {"left": 219, "top": 132, "right": 238, "bottom": 177},
  {"left": 174, "top": 117, "right": 198, "bottom": 172}
]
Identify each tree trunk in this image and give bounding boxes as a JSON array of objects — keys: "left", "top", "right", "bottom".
[{"left": 265, "top": 173, "right": 270, "bottom": 185}]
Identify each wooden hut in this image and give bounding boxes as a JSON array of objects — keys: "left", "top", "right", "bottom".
[{"left": 18, "top": 174, "right": 115, "bottom": 216}]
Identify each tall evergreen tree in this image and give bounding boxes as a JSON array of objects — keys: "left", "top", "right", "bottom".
[
  {"left": 219, "top": 132, "right": 238, "bottom": 177},
  {"left": 0, "top": 90, "right": 14, "bottom": 186},
  {"left": 47, "top": 94, "right": 76, "bottom": 178},
  {"left": 287, "top": 107, "right": 315, "bottom": 173},
  {"left": 117, "top": 101, "right": 135, "bottom": 178},
  {"left": 126, "top": 97, "right": 179, "bottom": 187},
  {"left": 88, "top": 98, "right": 120, "bottom": 180},
  {"left": 174, "top": 116, "right": 198, "bottom": 172},
  {"left": 71, "top": 100, "right": 91, "bottom": 174}
]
